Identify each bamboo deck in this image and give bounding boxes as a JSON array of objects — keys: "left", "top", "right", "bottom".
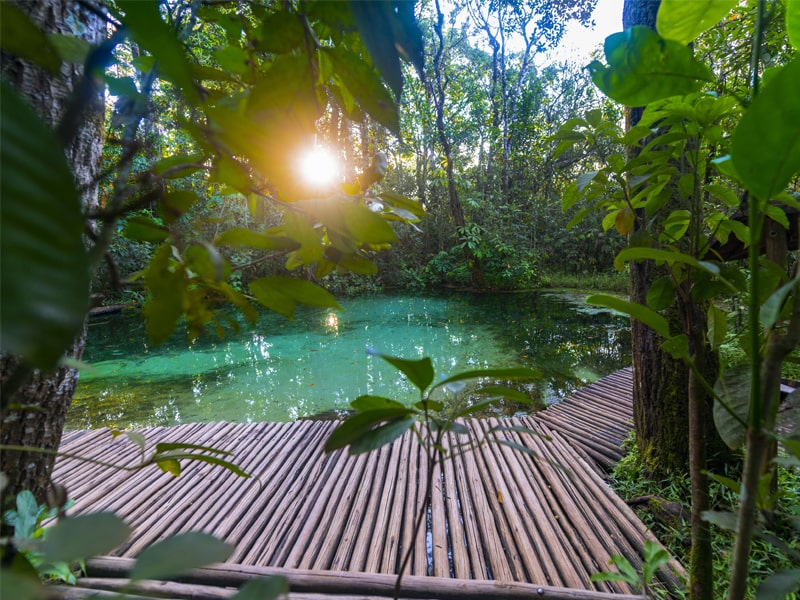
[{"left": 53, "top": 367, "right": 686, "bottom": 598}]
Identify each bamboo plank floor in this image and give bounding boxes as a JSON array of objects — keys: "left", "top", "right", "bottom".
[{"left": 53, "top": 367, "right": 686, "bottom": 596}]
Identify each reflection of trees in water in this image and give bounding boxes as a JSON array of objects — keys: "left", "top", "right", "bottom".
[
  {"left": 74, "top": 292, "right": 632, "bottom": 428},
  {"left": 474, "top": 294, "right": 631, "bottom": 404}
]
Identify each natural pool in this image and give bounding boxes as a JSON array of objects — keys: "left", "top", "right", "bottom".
[{"left": 67, "top": 291, "right": 631, "bottom": 430}]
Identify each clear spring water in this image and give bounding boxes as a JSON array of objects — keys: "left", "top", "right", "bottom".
[{"left": 67, "top": 290, "right": 631, "bottom": 430}]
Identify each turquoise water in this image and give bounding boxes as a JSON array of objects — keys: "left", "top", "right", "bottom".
[{"left": 67, "top": 291, "right": 631, "bottom": 429}]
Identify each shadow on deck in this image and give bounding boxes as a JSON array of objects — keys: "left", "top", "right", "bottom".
[{"left": 53, "top": 367, "right": 686, "bottom": 598}]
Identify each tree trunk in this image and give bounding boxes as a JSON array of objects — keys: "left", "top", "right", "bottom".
[
  {"left": 0, "top": 0, "right": 104, "bottom": 512},
  {"left": 430, "top": 0, "right": 487, "bottom": 290},
  {"left": 682, "top": 294, "right": 714, "bottom": 600},
  {"left": 623, "top": 0, "right": 695, "bottom": 474}
]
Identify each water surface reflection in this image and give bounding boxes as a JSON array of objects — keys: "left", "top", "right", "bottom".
[{"left": 68, "top": 291, "right": 630, "bottom": 429}]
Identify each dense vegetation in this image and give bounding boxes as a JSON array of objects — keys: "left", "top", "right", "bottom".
[
  {"left": 83, "top": 0, "right": 620, "bottom": 308},
  {"left": 1, "top": 1, "right": 799, "bottom": 600}
]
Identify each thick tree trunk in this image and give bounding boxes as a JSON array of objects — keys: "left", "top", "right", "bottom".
[
  {"left": 623, "top": 3, "right": 726, "bottom": 599},
  {"left": 0, "top": 0, "right": 104, "bottom": 511},
  {"left": 623, "top": 0, "right": 695, "bottom": 474}
]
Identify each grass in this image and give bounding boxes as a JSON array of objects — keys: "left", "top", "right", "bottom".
[
  {"left": 608, "top": 435, "right": 800, "bottom": 599},
  {"left": 540, "top": 270, "right": 629, "bottom": 293}
]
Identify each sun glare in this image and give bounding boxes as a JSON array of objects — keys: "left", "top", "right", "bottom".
[{"left": 298, "top": 147, "right": 339, "bottom": 188}]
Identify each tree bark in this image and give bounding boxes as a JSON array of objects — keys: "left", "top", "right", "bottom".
[
  {"left": 0, "top": 0, "right": 104, "bottom": 512},
  {"left": 623, "top": 0, "right": 695, "bottom": 474},
  {"left": 430, "top": 0, "right": 487, "bottom": 289}
]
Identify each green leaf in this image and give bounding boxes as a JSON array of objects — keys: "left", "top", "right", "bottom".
[
  {"left": 378, "top": 192, "right": 425, "bottom": 219},
  {"left": 249, "top": 276, "right": 342, "bottom": 319},
  {"left": 43, "top": 513, "right": 131, "bottom": 563},
  {"left": 576, "top": 171, "right": 599, "bottom": 192},
  {"left": 161, "top": 191, "right": 200, "bottom": 223},
  {"left": 342, "top": 204, "right": 397, "bottom": 243},
  {"left": 732, "top": 57, "right": 800, "bottom": 200},
  {"left": 154, "top": 452, "right": 250, "bottom": 478},
  {"left": 158, "top": 458, "right": 181, "bottom": 476},
  {"left": 185, "top": 243, "right": 227, "bottom": 283},
  {"left": 706, "top": 472, "right": 741, "bottom": 495},
  {"left": 249, "top": 279, "right": 294, "bottom": 319},
  {"left": 471, "top": 385, "right": 532, "bottom": 404},
  {"left": 154, "top": 442, "right": 233, "bottom": 455},
  {"left": 610, "top": 553, "right": 641, "bottom": 586},
  {"left": 0, "top": 569, "right": 48, "bottom": 600},
  {"left": 7, "top": 491, "right": 42, "bottom": 539},
  {"left": 588, "top": 26, "right": 713, "bottom": 106},
  {"left": 142, "top": 244, "right": 184, "bottom": 345},
  {"left": 47, "top": 34, "right": 92, "bottom": 64},
  {"left": 713, "top": 367, "right": 750, "bottom": 450},
  {"left": 350, "top": 395, "right": 407, "bottom": 411},
  {"left": 350, "top": 1, "right": 404, "bottom": 99},
  {"left": 215, "top": 228, "right": 296, "bottom": 252},
  {"left": 447, "top": 422, "right": 470, "bottom": 435},
  {"left": 760, "top": 279, "right": 798, "bottom": 330},
  {"left": 231, "top": 576, "right": 290, "bottom": 600},
  {"left": 256, "top": 10, "right": 304, "bottom": 53},
  {"left": 105, "top": 75, "right": 141, "bottom": 100},
  {"left": 765, "top": 203, "right": 791, "bottom": 229},
  {"left": 122, "top": 431, "right": 147, "bottom": 453},
  {"left": 710, "top": 154, "right": 742, "bottom": 181},
  {"left": 587, "top": 294, "right": 671, "bottom": 339},
  {"left": 213, "top": 46, "right": 250, "bottom": 77},
  {"left": 707, "top": 304, "right": 727, "bottom": 347},
  {"left": 702, "top": 510, "right": 738, "bottom": 531},
  {"left": 788, "top": 0, "right": 800, "bottom": 50},
  {"left": 153, "top": 153, "right": 205, "bottom": 178},
  {"left": 116, "top": 1, "right": 199, "bottom": 104},
  {"left": 642, "top": 540, "right": 671, "bottom": 585},
  {"left": 373, "top": 353, "right": 434, "bottom": 393},
  {"left": 656, "top": 0, "right": 738, "bottom": 44},
  {"left": 661, "top": 209, "right": 691, "bottom": 241},
  {"left": 325, "top": 46, "right": 399, "bottom": 135},
  {"left": 350, "top": 416, "right": 416, "bottom": 454},
  {"left": 131, "top": 532, "right": 233, "bottom": 581},
  {"left": 706, "top": 183, "right": 740, "bottom": 208},
  {"left": 416, "top": 399, "right": 444, "bottom": 412},
  {"left": 436, "top": 367, "right": 542, "bottom": 389},
  {"left": 324, "top": 408, "right": 416, "bottom": 452},
  {"left": 192, "top": 64, "right": 237, "bottom": 83},
  {"left": 614, "top": 246, "right": 719, "bottom": 275},
  {"left": 122, "top": 216, "right": 169, "bottom": 243},
  {"left": 757, "top": 569, "right": 800, "bottom": 600},
  {"left": 590, "top": 570, "right": 630, "bottom": 584},
  {"left": 647, "top": 277, "right": 676, "bottom": 311},
  {"left": 614, "top": 204, "right": 636, "bottom": 235},
  {"left": 0, "top": 4, "right": 61, "bottom": 73},
  {"left": 0, "top": 82, "right": 90, "bottom": 369}
]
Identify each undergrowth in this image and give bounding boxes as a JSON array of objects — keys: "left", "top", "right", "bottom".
[
  {"left": 540, "top": 270, "right": 629, "bottom": 293},
  {"left": 609, "top": 435, "right": 800, "bottom": 599}
]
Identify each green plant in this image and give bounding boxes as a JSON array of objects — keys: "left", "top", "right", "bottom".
[
  {"left": 2, "top": 512, "right": 288, "bottom": 600},
  {"left": 609, "top": 441, "right": 800, "bottom": 600},
  {"left": 0, "top": 428, "right": 266, "bottom": 598},
  {"left": 591, "top": 539, "right": 674, "bottom": 599},
  {"left": 554, "top": 1, "right": 800, "bottom": 597},
  {"left": 324, "top": 348, "right": 541, "bottom": 599},
  {"left": 2, "top": 491, "right": 77, "bottom": 584}
]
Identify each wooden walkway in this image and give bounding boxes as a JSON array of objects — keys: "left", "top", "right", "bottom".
[{"left": 53, "top": 367, "right": 686, "bottom": 598}]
